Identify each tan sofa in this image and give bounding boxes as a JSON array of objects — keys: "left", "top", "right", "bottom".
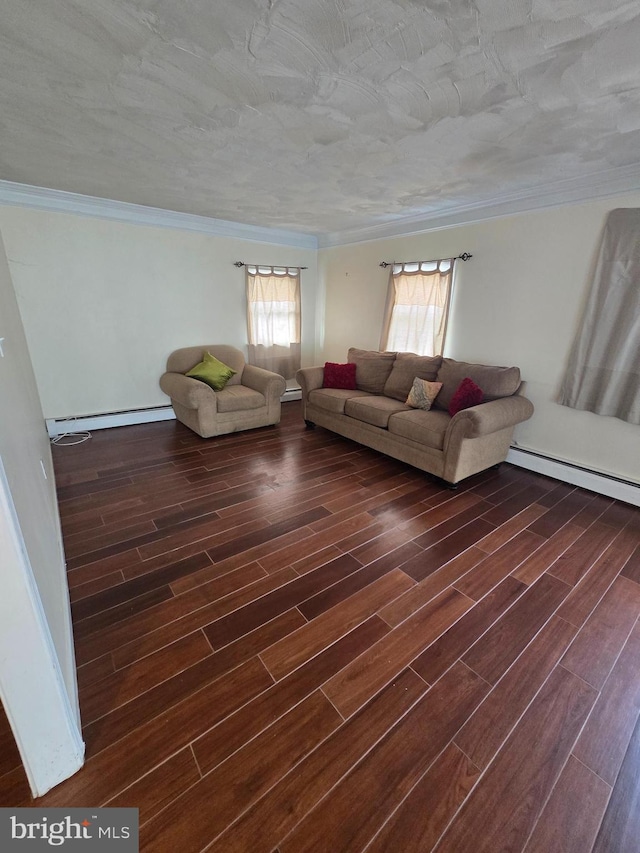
[
  {"left": 297, "top": 348, "right": 534, "bottom": 486},
  {"left": 160, "top": 345, "right": 286, "bottom": 438}
]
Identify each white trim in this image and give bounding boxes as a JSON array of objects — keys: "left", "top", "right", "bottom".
[
  {"left": 44, "top": 409, "right": 640, "bottom": 506},
  {"left": 0, "top": 180, "right": 318, "bottom": 249},
  {"left": 46, "top": 406, "right": 176, "bottom": 437},
  {"left": 46, "top": 394, "right": 301, "bottom": 435},
  {"left": 507, "top": 448, "right": 640, "bottom": 508},
  {"left": 282, "top": 387, "right": 302, "bottom": 401},
  {"left": 317, "top": 163, "right": 640, "bottom": 247},
  {"left": 0, "top": 458, "right": 84, "bottom": 797},
  {"left": 3, "top": 163, "right": 640, "bottom": 251}
]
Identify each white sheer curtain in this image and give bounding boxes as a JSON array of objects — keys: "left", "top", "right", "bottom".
[
  {"left": 380, "top": 259, "right": 455, "bottom": 355},
  {"left": 246, "top": 265, "right": 301, "bottom": 379},
  {"left": 559, "top": 208, "right": 640, "bottom": 424}
]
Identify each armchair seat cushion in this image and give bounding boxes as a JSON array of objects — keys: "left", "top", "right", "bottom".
[{"left": 216, "top": 385, "right": 266, "bottom": 412}]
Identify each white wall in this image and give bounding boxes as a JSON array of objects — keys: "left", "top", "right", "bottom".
[
  {"left": 1, "top": 194, "right": 638, "bottom": 487},
  {"left": 0, "top": 232, "right": 78, "bottom": 705},
  {"left": 0, "top": 206, "right": 318, "bottom": 419},
  {"left": 0, "top": 232, "right": 83, "bottom": 794},
  {"left": 319, "top": 193, "right": 640, "bottom": 485}
]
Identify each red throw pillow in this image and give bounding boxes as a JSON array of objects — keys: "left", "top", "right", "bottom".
[
  {"left": 448, "top": 377, "right": 484, "bottom": 416},
  {"left": 323, "top": 362, "right": 357, "bottom": 390}
]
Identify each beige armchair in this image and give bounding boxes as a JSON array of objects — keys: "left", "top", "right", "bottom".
[{"left": 160, "top": 345, "right": 286, "bottom": 438}]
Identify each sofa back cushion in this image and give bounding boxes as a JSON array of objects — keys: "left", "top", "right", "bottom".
[
  {"left": 383, "top": 352, "right": 443, "bottom": 401},
  {"left": 435, "top": 358, "right": 521, "bottom": 411},
  {"left": 348, "top": 348, "right": 396, "bottom": 394}
]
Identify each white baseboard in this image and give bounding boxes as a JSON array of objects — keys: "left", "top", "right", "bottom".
[
  {"left": 282, "top": 387, "right": 302, "bottom": 401},
  {"left": 50, "top": 407, "right": 639, "bottom": 507},
  {"left": 507, "top": 448, "right": 640, "bottom": 508},
  {"left": 46, "top": 407, "right": 176, "bottom": 437},
  {"left": 46, "top": 392, "right": 302, "bottom": 437}
]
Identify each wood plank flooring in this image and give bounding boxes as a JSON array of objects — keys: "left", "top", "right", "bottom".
[{"left": 1, "top": 400, "right": 640, "bottom": 852}]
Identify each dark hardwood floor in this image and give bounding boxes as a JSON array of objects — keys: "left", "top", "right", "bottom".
[{"left": 1, "top": 400, "right": 639, "bottom": 851}]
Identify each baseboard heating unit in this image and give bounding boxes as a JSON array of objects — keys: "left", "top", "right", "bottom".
[
  {"left": 46, "top": 407, "right": 176, "bottom": 437},
  {"left": 46, "top": 388, "right": 302, "bottom": 439},
  {"left": 45, "top": 410, "right": 637, "bottom": 506},
  {"left": 507, "top": 447, "right": 640, "bottom": 508},
  {"left": 282, "top": 387, "right": 302, "bottom": 401}
]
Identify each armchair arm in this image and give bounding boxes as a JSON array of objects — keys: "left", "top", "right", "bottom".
[
  {"left": 159, "top": 372, "right": 217, "bottom": 411},
  {"left": 444, "top": 395, "right": 534, "bottom": 451},
  {"left": 296, "top": 366, "right": 325, "bottom": 399},
  {"left": 241, "top": 365, "right": 286, "bottom": 400}
]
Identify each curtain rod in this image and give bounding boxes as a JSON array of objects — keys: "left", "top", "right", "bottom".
[
  {"left": 379, "top": 253, "right": 472, "bottom": 268},
  {"left": 234, "top": 261, "right": 308, "bottom": 269}
]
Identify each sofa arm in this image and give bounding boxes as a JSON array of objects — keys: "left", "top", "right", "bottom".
[
  {"left": 296, "top": 366, "right": 324, "bottom": 398},
  {"left": 444, "top": 395, "right": 534, "bottom": 449},
  {"left": 241, "top": 365, "right": 286, "bottom": 400},
  {"left": 159, "top": 372, "right": 217, "bottom": 411}
]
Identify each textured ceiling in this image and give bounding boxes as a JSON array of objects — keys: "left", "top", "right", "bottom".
[{"left": 1, "top": 0, "right": 640, "bottom": 237}]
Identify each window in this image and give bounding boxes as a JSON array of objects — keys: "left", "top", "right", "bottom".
[
  {"left": 246, "top": 265, "right": 301, "bottom": 379},
  {"left": 380, "top": 259, "right": 454, "bottom": 356}
]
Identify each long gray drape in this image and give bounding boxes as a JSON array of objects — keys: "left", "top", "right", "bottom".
[{"left": 559, "top": 208, "right": 640, "bottom": 425}]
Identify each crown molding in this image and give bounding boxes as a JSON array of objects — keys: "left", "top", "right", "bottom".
[
  {"left": 317, "top": 163, "right": 640, "bottom": 248},
  {"left": 3, "top": 162, "right": 640, "bottom": 251},
  {"left": 0, "top": 180, "right": 318, "bottom": 249}
]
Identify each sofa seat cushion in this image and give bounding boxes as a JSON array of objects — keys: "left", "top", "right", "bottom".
[
  {"left": 216, "top": 385, "right": 266, "bottom": 413},
  {"left": 388, "top": 409, "right": 451, "bottom": 450},
  {"left": 384, "top": 353, "right": 443, "bottom": 401},
  {"left": 344, "top": 395, "right": 410, "bottom": 428},
  {"left": 435, "top": 358, "right": 521, "bottom": 411},
  {"left": 309, "top": 388, "right": 370, "bottom": 414}
]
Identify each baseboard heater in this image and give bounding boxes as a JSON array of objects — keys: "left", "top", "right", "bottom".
[
  {"left": 46, "top": 406, "right": 176, "bottom": 437},
  {"left": 45, "top": 407, "right": 636, "bottom": 506},
  {"left": 507, "top": 447, "right": 640, "bottom": 508},
  {"left": 282, "top": 387, "right": 302, "bottom": 401},
  {"left": 46, "top": 388, "right": 302, "bottom": 438}
]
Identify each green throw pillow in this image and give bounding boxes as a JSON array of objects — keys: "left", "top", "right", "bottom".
[{"left": 186, "top": 352, "right": 236, "bottom": 391}]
